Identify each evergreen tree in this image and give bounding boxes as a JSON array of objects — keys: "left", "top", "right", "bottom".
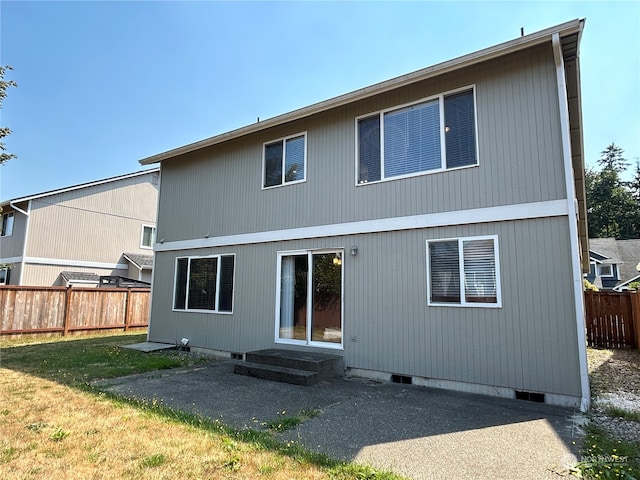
[
  {"left": 0, "top": 65, "right": 18, "bottom": 165},
  {"left": 586, "top": 144, "right": 640, "bottom": 239}
]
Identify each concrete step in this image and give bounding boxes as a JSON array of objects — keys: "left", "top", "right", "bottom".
[
  {"left": 233, "top": 361, "right": 319, "bottom": 386},
  {"left": 245, "top": 348, "right": 343, "bottom": 381}
]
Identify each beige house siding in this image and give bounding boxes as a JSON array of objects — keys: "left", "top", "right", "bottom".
[
  {"left": 1, "top": 170, "right": 158, "bottom": 286},
  {"left": 0, "top": 205, "right": 28, "bottom": 259}
]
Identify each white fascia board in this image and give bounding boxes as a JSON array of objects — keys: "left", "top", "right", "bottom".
[
  {"left": 614, "top": 274, "right": 640, "bottom": 290},
  {"left": 24, "top": 257, "right": 128, "bottom": 270},
  {"left": 2, "top": 168, "right": 160, "bottom": 206},
  {"left": 140, "top": 20, "right": 583, "bottom": 166},
  {"left": 155, "top": 199, "right": 568, "bottom": 252}
]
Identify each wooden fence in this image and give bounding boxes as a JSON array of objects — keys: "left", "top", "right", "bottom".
[
  {"left": 584, "top": 290, "right": 640, "bottom": 349},
  {"left": 0, "top": 286, "right": 150, "bottom": 336}
]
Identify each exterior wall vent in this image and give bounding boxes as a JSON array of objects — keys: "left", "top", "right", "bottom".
[
  {"left": 391, "top": 375, "right": 412, "bottom": 385},
  {"left": 515, "top": 390, "right": 545, "bottom": 403}
]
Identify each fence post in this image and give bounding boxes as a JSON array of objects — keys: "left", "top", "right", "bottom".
[
  {"left": 632, "top": 291, "right": 640, "bottom": 350},
  {"left": 124, "top": 289, "right": 132, "bottom": 332},
  {"left": 63, "top": 287, "right": 72, "bottom": 336}
]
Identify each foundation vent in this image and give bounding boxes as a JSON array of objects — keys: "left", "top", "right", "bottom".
[
  {"left": 391, "top": 375, "right": 412, "bottom": 385},
  {"left": 515, "top": 390, "right": 545, "bottom": 403}
]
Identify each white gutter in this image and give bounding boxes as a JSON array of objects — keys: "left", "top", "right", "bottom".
[
  {"left": 9, "top": 201, "right": 29, "bottom": 217},
  {"left": 2, "top": 168, "right": 159, "bottom": 206},
  {"left": 14, "top": 200, "right": 32, "bottom": 285},
  {"left": 148, "top": 166, "right": 161, "bottom": 342},
  {"left": 552, "top": 31, "right": 590, "bottom": 412}
]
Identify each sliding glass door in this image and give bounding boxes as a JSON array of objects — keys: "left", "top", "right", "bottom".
[{"left": 277, "top": 250, "right": 343, "bottom": 347}]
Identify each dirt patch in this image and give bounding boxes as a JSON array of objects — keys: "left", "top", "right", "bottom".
[{"left": 588, "top": 348, "right": 640, "bottom": 397}]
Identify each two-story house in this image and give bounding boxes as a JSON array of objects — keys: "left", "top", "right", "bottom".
[
  {"left": 586, "top": 237, "right": 640, "bottom": 291},
  {"left": 140, "top": 20, "right": 590, "bottom": 410},
  {"left": 0, "top": 168, "right": 159, "bottom": 286}
]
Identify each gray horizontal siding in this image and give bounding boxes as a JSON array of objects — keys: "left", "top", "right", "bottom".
[
  {"left": 148, "top": 215, "right": 581, "bottom": 398},
  {"left": 157, "top": 43, "right": 566, "bottom": 244}
]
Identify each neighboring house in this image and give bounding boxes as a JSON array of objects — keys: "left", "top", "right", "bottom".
[
  {"left": 140, "top": 20, "right": 590, "bottom": 410},
  {"left": 586, "top": 237, "right": 640, "bottom": 291},
  {"left": 0, "top": 169, "right": 159, "bottom": 286}
]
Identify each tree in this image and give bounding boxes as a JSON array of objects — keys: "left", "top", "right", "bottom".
[
  {"left": 586, "top": 144, "right": 640, "bottom": 239},
  {"left": 598, "top": 142, "right": 629, "bottom": 173},
  {"left": 0, "top": 65, "right": 17, "bottom": 165}
]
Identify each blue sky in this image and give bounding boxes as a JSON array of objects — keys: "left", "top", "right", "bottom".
[{"left": 1, "top": 1, "right": 638, "bottom": 200}]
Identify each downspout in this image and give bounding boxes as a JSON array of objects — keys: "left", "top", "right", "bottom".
[
  {"left": 10, "top": 200, "right": 31, "bottom": 286},
  {"left": 552, "top": 32, "right": 591, "bottom": 412},
  {"left": 149, "top": 166, "right": 161, "bottom": 342}
]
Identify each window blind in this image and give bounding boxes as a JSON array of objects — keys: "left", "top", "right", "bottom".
[
  {"left": 444, "top": 90, "right": 476, "bottom": 169},
  {"left": 384, "top": 100, "right": 441, "bottom": 177},
  {"left": 429, "top": 240, "right": 460, "bottom": 303}
]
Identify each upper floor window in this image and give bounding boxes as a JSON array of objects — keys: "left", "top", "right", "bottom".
[
  {"left": 597, "top": 264, "right": 614, "bottom": 278},
  {"left": 0, "top": 267, "right": 10, "bottom": 285},
  {"left": 1, "top": 212, "right": 14, "bottom": 237},
  {"left": 173, "top": 254, "right": 235, "bottom": 313},
  {"left": 427, "top": 235, "right": 501, "bottom": 307},
  {"left": 263, "top": 133, "right": 306, "bottom": 189},
  {"left": 141, "top": 225, "right": 156, "bottom": 249},
  {"left": 357, "top": 87, "right": 477, "bottom": 184}
]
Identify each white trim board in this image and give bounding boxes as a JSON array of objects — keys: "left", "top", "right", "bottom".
[
  {"left": 155, "top": 199, "right": 569, "bottom": 252},
  {"left": 553, "top": 32, "right": 590, "bottom": 413},
  {"left": 23, "top": 257, "right": 128, "bottom": 270},
  {"left": 0, "top": 256, "right": 23, "bottom": 264}
]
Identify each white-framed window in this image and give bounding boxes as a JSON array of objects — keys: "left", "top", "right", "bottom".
[
  {"left": 356, "top": 86, "right": 478, "bottom": 184},
  {"left": 141, "top": 225, "right": 156, "bottom": 249},
  {"left": 173, "top": 254, "right": 235, "bottom": 313},
  {"left": 0, "top": 267, "right": 10, "bottom": 285},
  {"left": 426, "top": 235, "right": 501, "bottom": 307},
  {"left": 1, "top": 212, "right": 14, "bottom": 237},
  {"left": 263, "top": 132, "right": 307, "bottom": 189},
  {"left": 597, "top": 264, "right": 614, "bottom": 278}
]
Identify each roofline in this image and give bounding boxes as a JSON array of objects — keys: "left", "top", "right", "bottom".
[
  {"left": 2, "top": 167, "right": 160, "bottom": 207},
  {"left": 123, "top": 253, "right": 153, "bottom": 270},
  {"left": 140, "top": 19, "right": 584, "bottom": 165},
  {"left": 615, "top": 274, "right": 640, "bottom": 290}
]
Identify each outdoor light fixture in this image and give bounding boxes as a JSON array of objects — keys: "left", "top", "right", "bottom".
[{"left": 350, "top": 246, "right": 358, "bottom": 256}]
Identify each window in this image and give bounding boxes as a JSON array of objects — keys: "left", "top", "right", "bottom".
[
  {"left": 263, "top": 133, "right": 306, "bottom": 188},
  {"left": 141, "top": 225, "right": 156, "bottom": 248},
  {"left": 0, "top": 267, "right": 10, "bottom": 285},
  {"left": 1, "top": 213, "right": 14, "bottom": 237},
  {"left": 173, "top": 254, "right": 235, "bottom": 313},
  {"left": 597, "top": 264, "right": 614, "bottom": 277},
  {"left": 427, "top": 235, "right": 500, "bottom": 307},
  {"left": 357, "top": 88, "right": 477, "bottom": 184}
]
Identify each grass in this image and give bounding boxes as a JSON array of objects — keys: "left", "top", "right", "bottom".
[
  {"left": 263, "top": 409, "right": 321, "bottom": 432},
  {"left": 0, "top": 332, "right": 403, "bottom": 480},
  {"left": 603, "top": 405, "right": 640, "bottom": 423},
  {"left": 576, "top": 424, "right": 640, "bottom": 480}
]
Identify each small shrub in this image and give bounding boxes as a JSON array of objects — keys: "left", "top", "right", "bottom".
[{"left": 584, "top": 279, "right": 599, "bottom": 291}]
